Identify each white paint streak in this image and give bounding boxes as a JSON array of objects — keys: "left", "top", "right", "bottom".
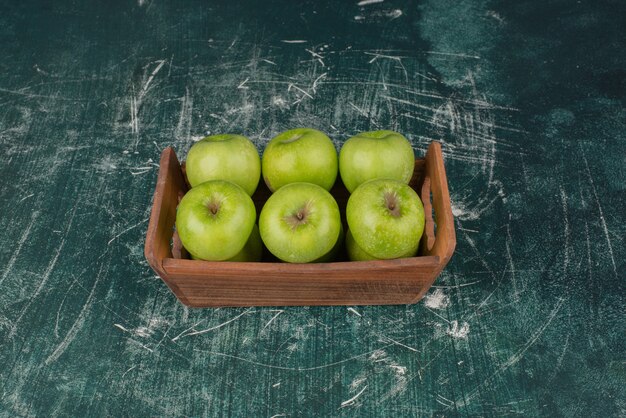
[
  {"left": 340, "top": 385, "right": 368, "bottom": 408},
  {"left": 383, "top": 336, "right": 418, "bottom": 352},
  {"left": 175, "top": 309, "right": 253, "bottom": 340},
  {"left": 447, "top": 320, "right": 470, "bottom": 339},
  {"left": 8, "top": 207, "right": 77, "bottom": 339},
  {"left": 580, "top": 144, "right": 618, "bottom": 277},
  {"left": 459, "top": 297, "right": 566, "bottom": 407},
  {"left": 45, "top": 262, "right": 106, "bottom": 365},
  {"left": 107, "top": 218, "right": 149, "bottom": 245},
  {"left": 175, "top": 87, "right": 193, "bottom": 144},
  {"left": 141, "top": 60, "right": 166, "bottom": 96},
  {"left": 0, "top": 211, "right": 38, "bottom": 287},
  {"left": 560, "top": 188, "right": 570, "bottom": 275},
  {"left": 357, "top": 0, "right": 383, "bottom": 6},
  {"left": 114, "top": 323, "right": 130, "bottom": 332},
  {"left": 347, "top": 307, "right": 362, "bottom": 316},
  {"left": 287, "top": 83, "right": 314, "bottom": 99},
  {"left": 262, "top": 310, "right": 283, "bottom": 330},
  {"left": 424, "top": 288, "right": 450, "bottom": 310},
  {"left": 19, "top": 193, "right": 34, "bottom": 202},
  {"left": 237, "top": 77, "right": 249, "bottom": 89}
]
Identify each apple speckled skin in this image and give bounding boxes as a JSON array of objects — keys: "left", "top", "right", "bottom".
[
  {"left": 185, "top": 134, "right": 261, "bottom": 196},
  {"left": 345, "top": 228, "right": 417, "bottom": 261},
  {"left": 339, "top": 130, "right": 415, "bottom": 193},
  {"left": 176, "top": 180, "right": 256, "bottom": 261},
  {"left": 262, "top": 128, "right": 338, "bottom": 192},
  {"left": 259, "top": 182, "right": 341, "bottom": 263},
  {"left": 345, "top": 228, "right": 378, "bottom": 261},
  {"left": 346, "top": 179, "right": 425, "bottom": 260}
]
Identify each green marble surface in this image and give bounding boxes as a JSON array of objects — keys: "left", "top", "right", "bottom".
[{"left": 0, "top": 0, "right": 624, "bottom": 416}]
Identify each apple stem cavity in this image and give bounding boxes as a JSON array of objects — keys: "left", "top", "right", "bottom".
[
  {"left": 284, "top": 201, "right": 312, "bottom": 229},
  {"left": 384, "top": 191, "right": 401, "bottom": 218},
  {"left": 206, "top": 200, "right": 220, "bottom": 216}
]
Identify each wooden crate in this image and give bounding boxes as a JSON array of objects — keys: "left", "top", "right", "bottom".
[{"left": 144, "top": 141, "right": 456, "bottom": 307}]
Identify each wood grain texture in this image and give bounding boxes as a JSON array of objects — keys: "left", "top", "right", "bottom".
[{"left": 145, "top": 142, "right": 455, "bottom": 307}]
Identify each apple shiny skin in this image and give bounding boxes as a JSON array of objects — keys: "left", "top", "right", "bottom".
[
  {"left": 186, "top": 134, "right": 261, "bottom": 196},
  {"left": 339, "top": 130, "right": 414, "bottom": 193},
  {"left": 262, "top": 128, "right": 338, "bottom": 192},
  {"left": 346, "top": 178, "right": 425, "bottom": 259},
  {"left": 176, "top": 180, "right": 256, "bottom": 261},
  {"left": 259, "top": 182, "right": 341, "bottom": 263}
]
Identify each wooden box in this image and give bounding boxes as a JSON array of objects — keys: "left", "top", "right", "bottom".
[{"left": 144, "top": 141, "right": 456, "bottom": 307}]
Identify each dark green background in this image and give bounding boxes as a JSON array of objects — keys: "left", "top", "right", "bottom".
[{"left": 1, "top": 0, "right": 624, "bottom": 416}]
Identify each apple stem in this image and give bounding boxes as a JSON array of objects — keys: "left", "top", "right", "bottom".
[
  {"left": 284, "top": 201, "right": 312, "bottom": 229},
  {"left": 384, "top": 191, "right": 401, "bottom": 218},
  {"left": 207, "top": 201, "right": 220, "bottom": 216}
]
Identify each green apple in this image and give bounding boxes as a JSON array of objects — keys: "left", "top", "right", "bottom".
[
  {"left": 185, "top": 134, "right": 261, "bottom": 195},
  {"left": 346, "top": 179, "right": 424, "bottom": 259},
  {"left": 313, "top": 224, "right": 345, "bottom": 263},
  {"left": 339, "top": 130, "right": 415, "bottom": 193},
  {"left": 345, "top": 228, "right": 417, "bottom": 261},
  {"left": 262, "top": 128, "right": 338, "bottom": 192},
  {"left": 259, "top": 182, "right": 341, "bottom": 263},
  {"left": 176, "top": 180, "right": 256, "bottom": 261},
  {"left": 226, "top": 224, "right": 263, "bottom": 262},
  {"left": 345, "top": 228, "right": 378, "bottom": 261}
]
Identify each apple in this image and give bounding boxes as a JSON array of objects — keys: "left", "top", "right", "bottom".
[
  {"left": 185, "top": 134, "right": 261, "bottom": 195},
  {"left": 345, "top": 228, "right": 417, "bottom": 261},
  {"left": 259, "top": 182, "right": 341, "bottom": 263},
  {"left": 339, "top": 130, "right": 415, "bottom": 193},
  {"left": 176, "top": 180, "right": 256, "bottom": 261},
  {"left": 346, "top": 179, "right": 425, "bottom": 259},
  {"left": 225, "top": 224, "right": 263, "bottom": 262},
  {"left": 313, "top": 224, "right": 345, "bottom": 263},
  {"left": 262, "top": 128, "right": 338, "bottom": 192},
  {"left": 345, "top": 228, "right": 378, "bottom": 261}
]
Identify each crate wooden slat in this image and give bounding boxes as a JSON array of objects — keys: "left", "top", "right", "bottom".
[{"left": 144, "top": 141, "right": 456, "bottom": 307}]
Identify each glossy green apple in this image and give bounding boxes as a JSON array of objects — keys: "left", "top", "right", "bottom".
[
  {"left": 339, "top": 130, "right": 415, "bottom": 193},
  {"left": 185, "top": 134, "right": 261, "bottom": 195},
  {"left": 345, "top": 228, "right": 378, "bottom": 261},
  {"left": 345, "top": 228, "right": 417, "bottom": 261},
  {"left": 346, "top": 179, "right": 424, "bottom": 259},
  {"left": 176, "top": 180, "right": 256, "bottom": 261},
  {"left": 262, "top": 128, "right": 338, "bottom": 192},
  {"left": 313, "top": 224, "right": 344, "bottom": 263},
  {"left": 225, "top": 224, "right": 262, "bottom": 262},
  {"left": 259, "top": 182, "right": 341, "bottom": 263}
]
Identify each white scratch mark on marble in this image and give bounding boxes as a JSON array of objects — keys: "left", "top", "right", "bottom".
[
  {"left": 347, "top": 307, "right": 362, "bottom": 317},
  {"left": 383, "top": 336, "right": 418, "bottom": 352},
  {"left": 580, "top": 144, "right": 617, "bottom": 277},
  {"left": 262, "top": 310, "right": 284, "bottom": 330},
  {"left": 45, "top": 262, "right": 106, "bottom": 365},
  {"left": 288, "top": 83, "right": 314, "bottom": 99},
  {"left": 237, "top": 77, "right": 250, "bottom": 89},
  {"left": 357, "top": 0, "right": 383, "bottom": 6},
  {"left": 175, "top": 308, "right": 254, "bottom": 340},
  {"left": 0, "top": 211, "right": 38, "bottom": 287},
  {"left": 459, "top": 297, "right": 566, "bottom": 407},
  {"left": 107, "top": 218, "right": 148, "bottom": 245},
  {"left": 8, "top": 207, "right": 77, "bottom": 339},
  {"left": 114, "top": 323, "right": 130, "bottom": 332},
  {"left": 340, "top": 385, "right": 368, "bottom": 408}
]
